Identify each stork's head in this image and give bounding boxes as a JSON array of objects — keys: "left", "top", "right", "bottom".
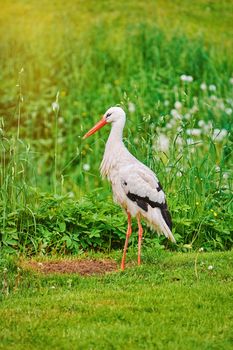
[{"left": 83, "top": 106, "right": 126, "bottom": 139}]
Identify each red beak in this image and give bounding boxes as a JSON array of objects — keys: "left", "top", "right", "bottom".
[{"left": 83, "top": 117, "right": 107, "bottom": 139}]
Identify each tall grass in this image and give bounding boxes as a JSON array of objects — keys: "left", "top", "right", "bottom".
[{"left": 0, "top": 1, "right": 232, "bottom": 254}]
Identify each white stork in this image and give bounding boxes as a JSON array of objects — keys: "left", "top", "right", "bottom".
[{"left": 83, "top": 106, "right": 176, "bottom": 270}]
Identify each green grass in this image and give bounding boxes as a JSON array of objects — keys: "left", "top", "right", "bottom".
[{"left": 0, "top": 250, "right": 233, "bottom": 349}]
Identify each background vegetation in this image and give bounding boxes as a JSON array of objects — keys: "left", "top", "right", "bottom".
[{"left": 0, "top": 0, "right": 233, "bottom": 254}]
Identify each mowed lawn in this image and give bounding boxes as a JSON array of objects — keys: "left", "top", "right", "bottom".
[{"left": 0, "top": 251, "right": 232, "bottom": 350}]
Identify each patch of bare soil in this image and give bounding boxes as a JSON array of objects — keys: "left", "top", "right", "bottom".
[{"left": 21, "top": 259, "right": 118, "bottom": 276}]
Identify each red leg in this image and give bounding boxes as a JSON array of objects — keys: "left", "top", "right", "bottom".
[
  {"left": 121, "top": 212, "right": 132, "bottom": 270},
  {"left": 137, "top": 214, "right": 143, "bottom": 265}
]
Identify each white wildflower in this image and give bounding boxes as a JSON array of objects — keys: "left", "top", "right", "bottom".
[
  {"left": 187, "top": 138, "right": 194, "bottom": 145},
  {"left": 223, "top": 172, "right": 229, "bottom": 179},
  {"left": 164, "top": 100, "right": 170, "bottom": 107},
  {"left": 208, "top": 265, "right": 214, "bottom": 270},
  {"left": 174, "top": 101, "right": 182, "bottom": 110},
  {"left": 209, "top": 84, "right": 216, "bottom": 92},
  {"left": 187, "top": 75, "right": 193, "bottom": 82},
  {"left": 190, "top": 105, "right": 199, "bottom": 114},
  {"left": 186, "top": 128, "right": 202, "bottom": 137},
  {"left": 198, "top": 120, "right": 205, "bottom": 128},
  {"left": 199, "top": 247, "right": 204, "bottom": 252},
  {"left": 226, "top": 98, "right": 233, "bottom": 106},
  {"left": 229, "top": 77, "right": 233, "bottom": 85},
  {"left": 215, "top": 166, "right": 220, "bottom": 172},
  {"left": 217, "top": 101, "right": 225, "bottom": 110},
  {"left": 156, "top": 134, "right": 169, "bottom": 152},
  {"left": 176, "top": 126, "right": 183, "bottom": 133},
  {"left": 171, "top": 109, "right": 181, "bottom": 120},
  {"left": 180, "top": 74, "right": 187, "bottom": 81},
  {"left": 184, "top": 113, "right": 191, "bottom": 120},
  {"left": 128, "top": 102, "right": 136, "bottom": 113},
  {"left": 212, "top": 129, "right": 228, "bottom": 142},
  {"left": 83, "top": 163, "right": 90, "bottom": 171},
  {"left": 177, "top": 171, "right": 182, "bottom": 177},
  {"left": 180, "top": 74, "right": 193, "bottom": 83},
  {"left": 52, "top": 102, "right": 59, "bottom": 112},
  {"left": 210, "top": 95, "right": 217, "bottom": 101},
  {"left": 175, "top": 136, "right": 183, "bottom": 146},
  {"left": 225, "top": 108, "right": 232, "bottom": 115},
  {"left": 200, "top": 82, "right": 207, "bottom": 91},
  {"left": 166, "top": 122, "right": 173, "bottom": 129},
  {"left": 203, "top": 121, "right": 213, "bottom": 132}
]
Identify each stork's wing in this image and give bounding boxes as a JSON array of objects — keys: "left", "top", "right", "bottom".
[{"left": 119, "top": 165, "right": 172, "bottom": 230}]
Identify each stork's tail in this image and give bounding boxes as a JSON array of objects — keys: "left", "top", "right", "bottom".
[{"left": 145, "top": 206, "right": 176, "bottom": 243}]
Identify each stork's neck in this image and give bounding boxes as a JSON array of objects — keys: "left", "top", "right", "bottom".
[
  {"left": 106, "top": 119, "right": 125, "bottom": 147},
  {"left": 101, "top": 118, "right": 128, "bottom": 178}
]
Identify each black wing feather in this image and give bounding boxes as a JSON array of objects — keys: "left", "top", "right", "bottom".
[{"left": 126, "top": 191, "right": 172, "bottom": 231}]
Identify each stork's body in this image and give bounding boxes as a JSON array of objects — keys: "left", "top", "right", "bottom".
[{"left": 84, "top": 107, "right": 175, "bottom": 269}]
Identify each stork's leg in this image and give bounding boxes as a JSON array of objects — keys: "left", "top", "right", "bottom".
[
  {"left": 121, "top": 212, "right": 132, "bottom": 271},
  {"left": 137, "top": 214, "right": 143, "bottom": 265}
]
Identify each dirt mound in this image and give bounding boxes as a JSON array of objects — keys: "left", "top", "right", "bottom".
[{"left": 22, "top": 259, "right": 118, "bottom": 276}]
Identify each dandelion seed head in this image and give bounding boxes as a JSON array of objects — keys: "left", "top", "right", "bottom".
[
  {"left": 198, "top": 120, "right": 205, "bottom": 128},
  {"left": 52, "top": 102, "right": 59, "bottom": 112},
  {"left": 210, "top": 95, "right": 217, "bottom": 101},
  {"left": 128, "top": 102, "right": 136, "bottom": 113},
  {"left": 156, "top": 134, "right": 169, "bottom": 152},
  {"left": 180, "top": 74, "right": 193, "bottom": 82},
  {"left": 174, "top": 101, "right": 182, "bottom": 110},
  {"left": 226, "top": 98, "right": 233, "bottom": 106},
  {"left": 184, "top": 113, "right": 191, "bottom": 120},
  {"left": 225, "top": 108, "right": 232, "bottom": 115},
  {"left": 209, "top": 84, "right": 216, "bottom": 92},
  {"left": 200, "top": 82, "right": 207, "bottom": 91},
  {"left": 83, "top": 163, "right": 90, "bottom": 171},
  {"left": 187, "top": 138, "right": 194, "bottom": 145},
  {"left": 190, "top": 105, "right": 199, "bottom": 114},
  {"left": 212, "top": 129, "right": 228, "bottom": 142},
  {"left": 186, "top": 128, "right": 201, "bottom": 137},
  {"left": 171, "top": 109, "right": 181, "bottom": 120}
]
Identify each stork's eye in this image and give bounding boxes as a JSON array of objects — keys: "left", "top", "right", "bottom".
[{"left": 106, "top": 112, "right": 112, "bottom": 118}]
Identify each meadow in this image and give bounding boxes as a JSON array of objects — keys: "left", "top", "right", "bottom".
[
  {"left": 0, "top": 1, "right": 233, "bottom": 348},
  {"left": 0, "top": 250, "right": 233, "bottom": 350}
]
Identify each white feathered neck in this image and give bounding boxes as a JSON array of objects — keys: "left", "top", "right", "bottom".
[{"left": 100, "top": 117, "right": 130, "bottom": 178}]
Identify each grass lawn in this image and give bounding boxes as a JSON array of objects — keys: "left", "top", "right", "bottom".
[{"left": 0, "top": 250, "right": 232, "bottom": 349}]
